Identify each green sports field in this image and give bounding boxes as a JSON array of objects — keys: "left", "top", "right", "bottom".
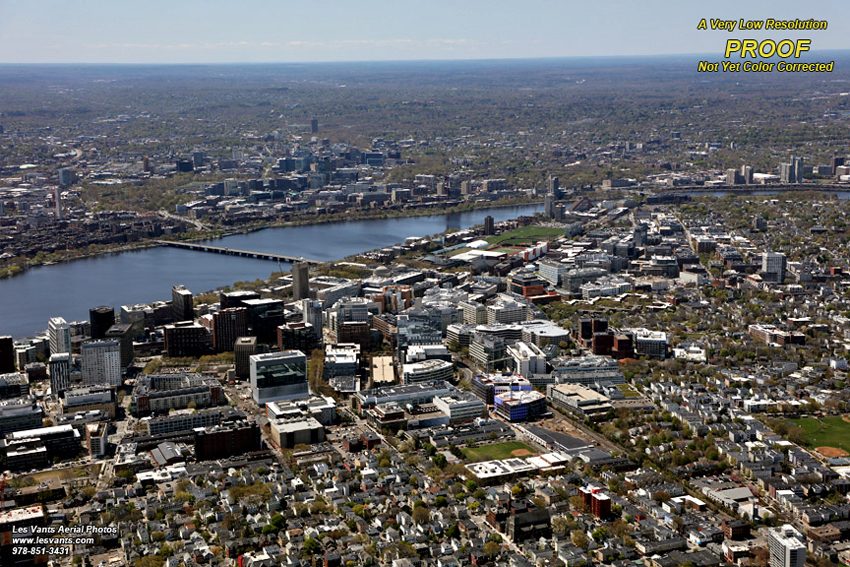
[
  {"left": 788, "top": 416, "right": 850, "bottom": 451},
  {"left": 485, "top": 226, "right": 564, "bottom": 247},
  {"left": 462, "top": 441, "right": 538, "bottom": 462}
]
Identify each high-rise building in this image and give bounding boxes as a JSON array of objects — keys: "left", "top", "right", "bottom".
[
  {"left": 278, "top": 322, "right": 320, "bottom": 353},
  {"left": 548, "top": 176, "right": 559, "bottom": 195},
  {"left": 81, "top": 340, "right": 121, "bottom": 387},
  {"left": 58, "top": 168, "right": 75, "bottom": 187},
  {"left": 49, "top": 353, "right": 71, "bottom": 396},
  {"left": 164, "top": 321, "right": 211, "bottom": 357},
  {"left": 300, "top": 299, "right": 324, "bottom": 340},
  {"left": 0, "top": 372, "right": 30, "bottom": 399},
  {"left": 48, "top": 317, "right": 72, "bottom": 356},
  {"left": 249, "top": 350, "right": 309, "bottom": 405},
  {"left": 292, "top": 263, "right": 310, "bottom": 301},
  {"left": 483, "top": 215, "right": 495, "bottom": 236},
  {"left": 105, "top": 323, "right": 134, "bottom": 369},
  {"left": 191, "top": 151, "right": 205, "bottom": 169},
  {"left": 234, "top": 336, "right": 257, "bottom": 380},
  {"left": 172, "top": 285, "right": 194, "bottom": 322},
  {"left": 89, "top": 306, "right": 115, "bottom": 340},
  {"left": 212, "top": 307, "right": 249, "bottom": 353},
  {"left": 544, "top": 193, "right": 556, "bottom": 218},
  {"left": 725, "top": 168, "right": 740, "bottom": 185},
  {"left": 780, "top": 156, "right": 804, "bottom": 184},
  {"left": 54, "top": 185, "right": 64, "bottom": 220},
  {"left": 120, "top": 304, "right": 149, "bottom": 340},
  {"left": 762, "top": 252, "right": 787, "bottom": 283},
  {"left": 0, "top": 336, "right": 15, "bottom": 373},
  {"left": 791, "top": 156, "right": 803, "bottom": 184},
  {"left": 311, "top": 117, "right": 319, "bottom": 134},
  {"left": 633, "top": 223, "right": 648, "bottom": 248},
  {"left": 768, "top": 525, "right": 805, "bottom": 567}
]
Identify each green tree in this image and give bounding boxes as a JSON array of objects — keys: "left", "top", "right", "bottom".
[
  {"left": 571, "top": 530, "right": 589, "bottom": 550},
  {"left": 432, "top": 453, "right": 447, "bottom": 469},
  {"left": 302, "top": 538, "right": 320, "bottom": 557},
  {"left": 412, "top": 506, "right": 430, "bottom": 525}
]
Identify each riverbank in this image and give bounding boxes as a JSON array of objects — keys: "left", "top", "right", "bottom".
[
  {"left": 0, "top": 240, "right": 161, "bottom": 280},
  {"left": 171, "top": 196, "right": 544, "bottom": 242}
]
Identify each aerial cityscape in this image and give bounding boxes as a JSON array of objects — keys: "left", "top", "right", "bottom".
[{"left": 2, "top": 3, "right": 850, "bottom": 567}]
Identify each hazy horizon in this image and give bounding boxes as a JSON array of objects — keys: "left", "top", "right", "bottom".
[{"left": 2, "top": 1, "right": 845, "bottom": 65}]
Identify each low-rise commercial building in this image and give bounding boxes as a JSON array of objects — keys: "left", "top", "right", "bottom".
[
  {"left": 494, "top": 390, "right": 547, "bottom": 422},
  {"left": 547, "top": 383, "right": 613, "bottom": 420},
  {"left": 402, "top": 359, "right": 454, "bottom": 384},
  {"left": 132, "top": 372, "right": 224, "bottom": 416},
  {"left": 432, "top": 392, "right": 487, "bottom": 425}
]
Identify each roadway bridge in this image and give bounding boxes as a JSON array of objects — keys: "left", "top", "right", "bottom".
[{"left": 155, "top": 240, "right": 322, "bottom": 265}]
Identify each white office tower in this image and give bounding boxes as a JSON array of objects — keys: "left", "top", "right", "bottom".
[
  {"left": 48, "top": 317, "right": 72, "bottom": 356},
  {"left": 81, "top": 340, "right": 122, "bottom": 387},
  {"left": 300, "top": 299, "right": 323, "bottom": 340},
  {"left": 762, "top": 251, "right": 787, "bottom": 283},
  {"left": 768, "top": 525, "right": 805, "bottom": 567}
]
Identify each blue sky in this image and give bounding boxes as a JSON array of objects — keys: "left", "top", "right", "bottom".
[{"left": 0, "top": 0, "right": 845, "bottom": 64}]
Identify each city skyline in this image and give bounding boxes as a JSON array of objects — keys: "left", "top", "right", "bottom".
[{"left": 1, "top": 0, "right": 846, "bottom": 64}]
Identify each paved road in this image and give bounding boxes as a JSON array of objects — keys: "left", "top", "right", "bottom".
[{"left": 157, "top": 209, "right": 212, "bottom": 231}]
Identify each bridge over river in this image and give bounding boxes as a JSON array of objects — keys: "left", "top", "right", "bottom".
[{"left": 155, "top": 240, "right": 323, "bottom": 265}]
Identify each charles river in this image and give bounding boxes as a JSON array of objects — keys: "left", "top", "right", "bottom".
[{"left": 0, "top": 204, "right": 543, "bottom": 339}]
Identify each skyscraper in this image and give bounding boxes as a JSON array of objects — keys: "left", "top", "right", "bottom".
[
  {"left": 633, "top": 223, "right": 648, "bottom": 248},
  {"left": 54, "top": 186, "right": 64, "bottom": 220},
  {"left": 212, "top": 307, "right": 249, "bottom": 353},
  {"left": 58, "top": 168, "right": 74, "bottom": 187},
  {"left": 768, "top": 525, "right": 805, "bottom": 567},
  {"left": 172, "top": 285, "right": 194, "bottom": 322},
  {"left": 544, "top": 193, "right": 556, "bottom": 219},
  {"left": 0, "top": 336, "right": 15, "bottom": 373},
  {"left": 791, "top": 156, "right": 803, "bottom": 184},
  {"left": 762, "top": 252, "right": 787, "bottom": 283},
  {"left": 49, "top": 353, "right": 71, "bottom": 397},
  {"left": 483, "top": 215, "right": 495, "bottom": 236},
  {"left": 89, "top": 306, "right": 116, "bottom": 340},
  {"left": 300, "top": 299, "right": 323, "bottom": 340},
  {"left": 105, "top": 323, "right": 135, "bottom": 370},
  {"left": 234, "top": 336, "right": 257, "bottom": 380},
  {"left": 81, "top": 340, "right": 121, "bottom": 387},
  {"left": 292, "top": 263, "right": 310, "bottom": 301},
  {"left": 48, "top": 317, "right": 72, "bottom": 356}
]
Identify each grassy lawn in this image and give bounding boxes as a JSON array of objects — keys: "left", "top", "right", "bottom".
[
  {"left": 448, "top": 247, "right": 473, "bottom": 257},
  {"left": 617, "top": 384, "right": 641, "bottom": 398},
  {"left": 462, "top": 441, "right": 537, "bottom": 462},
  {"left": 789, "top": 416, "right": 850, "bottom": 450},
  {"left": 11, "top": 463, "right": 100, "bottom": 489},
  {"left": 485, "top": 226, "right": 564, "bottom": 247}
]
